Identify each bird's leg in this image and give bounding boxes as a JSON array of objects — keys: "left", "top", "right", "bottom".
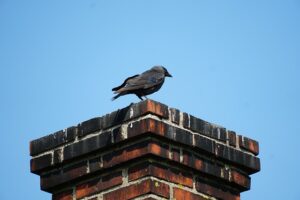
[{"left": 144, "top": 96, "right": 148, "bottom": 99}]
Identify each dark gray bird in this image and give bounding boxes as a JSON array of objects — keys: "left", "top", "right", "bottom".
[{"left": 112, "top": 66, "right": 172, "bottom": 101}]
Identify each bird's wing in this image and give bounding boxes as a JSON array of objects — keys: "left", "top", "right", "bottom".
[
  {"left": 112, "top": 74, "right": 139, "bottom": 91},
  {"left": 116, "top": 70, "right": 164, "bottom": 93}
]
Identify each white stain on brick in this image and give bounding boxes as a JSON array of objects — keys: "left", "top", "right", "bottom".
[
  {"left": 121, "top": 124, "right": 128, "bottom": 140},
  {"left": 130, "top": 107, "right": 134, "bottom": 118}
]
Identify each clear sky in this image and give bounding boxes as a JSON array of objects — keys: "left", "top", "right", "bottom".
[{"left": 0, "top": 1, "right": 299, "bottom": 199}]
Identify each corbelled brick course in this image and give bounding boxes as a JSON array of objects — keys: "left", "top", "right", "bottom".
[{"left": 30, "top": 99, "right": 260, "bottom": 200}]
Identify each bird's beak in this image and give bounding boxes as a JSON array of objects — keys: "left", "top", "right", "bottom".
[{"left": 166, "top": 72, "right": 172, "bottom": 77}]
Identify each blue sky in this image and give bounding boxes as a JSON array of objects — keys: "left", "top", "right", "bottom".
[{"left": 0, "top": 1, "right": 299, "bottom": 199}]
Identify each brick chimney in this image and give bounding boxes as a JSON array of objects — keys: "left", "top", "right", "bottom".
[{"left": 30, "top": 100, "right": 260, "bottom": 200}]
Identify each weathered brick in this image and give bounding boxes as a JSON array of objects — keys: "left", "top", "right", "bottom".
[
  {"left": 230, "top": 170, "right": 250, "bottom": 190},
  {"left": 64, "top": 131, "right": 111, "bottom": 161},
  {"left": 89, "top": 156, "right": 102, "bottom": 173},
  {"left": 194, "top": 134, "right": 215, "bottom": 154},
  {"left": 148, "top": 141, "right": 169, "bottom": 158},
  {"left": 139, "top": 99, "right": 169, "bottom": 119},
  {"left": 103, "top": 179, "right": 169, "bottom": 200},
  {"left": 171, "top": 147, "right": 180, "bottom": 162},
  {"left": 112, "top": 127, "right": 123, "bottom": 143},
  {"left": 182, "top": 112, "right": 190, "bottom": 129},
  {"left": 175, "top": 127, "right": 193, "bottom": 146},
  {"left": 30, "top": 153, "right": 52, "bottom": 173},
  {"left": 41, "top": 161, "right": 87, "bottom": 191},
  {"left": 238, "top": 135, "right": 259, "bottom": 155},
  {"left": 189, "top": 115, "right": 213, "bottom": 137},
  {"left": 215, "top": 143, "right": 260, "bottom": 173},
  {"left": 30, "top": 130, "right": 65, "bottom": 156},
  {"left": 128, "top": 118, "right": 193, "bottom": 147},
  {"left": 227, "top": 131, "right": 237, "bottom": 147},
  {"left": 103, "top": 140, "right": 149, "bottom": 168},
  {"left": 128, "top": 162, "right": 150, "bottom": 181},
  {"left": 128, "top": 162, "right": 193, "bottom": 188},
  {"left": 173, "top": 188, "right": 206, "bottom": 200},
  {"left": 182, "top": 150, "right": 193, "bottom": 167},
  {"left": 78, "top": 117, "right": 102, "bottom": 137},
  {"left": 76, "top": 171, "right": 122, "bottom": 199},
  {"left": 170, "top": 108, "right": 180, "bottom": 124},
  {"left": 196, "top": 179, "right": 240, "bottom": 200},
  {"left": 52, "top": 189, "right": 73, "bottom": 200},
  {"left": 53, "top": 148, "right": 63, "bottom": 165}
]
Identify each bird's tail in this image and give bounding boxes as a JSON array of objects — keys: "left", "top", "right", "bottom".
[
  {"left": 112, "top": 74, "right": 139, "bottom": 91},
  {"left": 111, "top": 93, "right": 122, "bottom": 101}
]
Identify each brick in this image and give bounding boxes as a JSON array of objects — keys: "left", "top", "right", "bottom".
[
  {"left": 89, "top": 156, "right": 102, "bottom": 173},
  {"left": 175, "top": 127, "right": 193, "bottom": 146},
  {"left": 103, "top": 179, "right": 169, "bottom": 200},
  {"left": 76, "top": 171, "right": 122, "bottom": 199},
  {"left": 128, "top": 162, "right": 193, "bottom": 188},
  {"left": 30, "top": 130, "right": 65, "bottom": 156},
  {"left": 64, "top": 131, "right": 111, "bottom": 161},
  {"left": 65, "top": 126, "right": 77, "bottom": 142},
  {"left": 103, "top": 140, "right": 149, "bottom": 168},
  {"left": 211, "top": 127, "right": 227, "bottom": 142},
  {"left": 182, "top": 112, "right": 190, "bottom": 129},
  {"left": 41, "top": 161, "right": 87, "bottom": 191},
  {"left": 52, "top": 189, "right": 73, "bottom": 200},
  {"left": 78, "top": 117, "right": 102, "bottom": 137},
  {"left": 148, "top": 141, "right": 169, "bottom": 158},
  {"left": 112, "top": 127, "right": 123, "bottom": 143},
  {"left": 230, "top": 170, "right": 250, "bottom": 190},
  {"left": 194, "top": 134, "right": 215, "bottom": 154},
  {"left": 170, "top": 108, "right": 180, "bottom": 124},
  {"left": 53, "top": 148, "right": 63, "bottom": 165},
  {"left": 30, "top": 153, "right": 52, "bottom": 173},
  {"left": 227, "top": 131, "right": 237, "bottom": 147},
  {"left": 171, "top": 147, "right": 180, "bottom": 162},
  {"left": 128, "top": 162, "right": 150, "bottom": 181},
  {"left": 238, "top": 135, "right": 259, "bottom": 155},
  {"left": 30, "top": 127, "right": 78, "bottom": 157},
  {"left": 201, "top": 160, "right": 222, "bottom": 178},
  {"left": 215, "top": 143, "right": 260, "bottom": 173},
  {"left": 139, "top": 99, "right": 169, "bottom": 119},
  {"left": 189, "top": 115, "right": 213, "bottom": 137},
  {"left": 128, "top": 118, "right": 193, "bottom": 147},
  {"left": 173, "top": 188, "right": 206, "bottom": 200},
  {"left": 193, "top": 155, "right": 204, "bottom": 171},
  {"left": 168, "top": 167, "right": 193, "bottom": 188},
  {"left": 182, "top": 150, "right": 193, "bottom": 167},
  {"left": 196, "top": 179, "right": 240, "bottom": 200}
]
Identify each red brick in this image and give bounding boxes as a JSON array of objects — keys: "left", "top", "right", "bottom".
[
  {"left": 231, "top": 170, "right": 250, "bottom": 189},
  {"left": 103, "top": 179, "right": 169, "bottom": 200},
  {"left": 128, "top": 162, "right": 193, "bottom": 188},
  {"left": 52, "top": 189, "right": 73, "bottom": 200},
  {"left": 140, "top": 99, "right": 169, "bottom": 119},
  {"left": 182, "top": 150, "right": 193, "bottom": 167},
  {"left": 238, "top": 136, "right": 259, "bottom": 155},
  {"left": 148, "top": 141, "right": 169, "bottom": 158},
  {"left": 196, "top": 180, "right": 240, "bottom": 200},
  {"left": 103, "top": 141, "right": 148, "bottom": 168},
  {"left": 128, "top": 162, "right": 150, "bottom": 181},
  {"left": 171, "top": 147, "right": 180, "bottom": 162},
  {"left": 76, "top": 171, "right": 122, "bottom": 199},
  {"left": 173, "top": 188, "right": 206, "bottom": 200}
]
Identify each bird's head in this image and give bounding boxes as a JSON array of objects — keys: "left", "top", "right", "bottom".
[{"left": 152, "top": 65, "right": 172, "bottom": 77}]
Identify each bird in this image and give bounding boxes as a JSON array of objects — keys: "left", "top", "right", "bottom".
[{"left": 112, "top": 66, "right": 172, "bottom": 101}]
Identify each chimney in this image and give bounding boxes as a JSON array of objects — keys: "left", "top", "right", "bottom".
[{"left": 30, "top": 100, "right": 260, "bottom": 200}]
